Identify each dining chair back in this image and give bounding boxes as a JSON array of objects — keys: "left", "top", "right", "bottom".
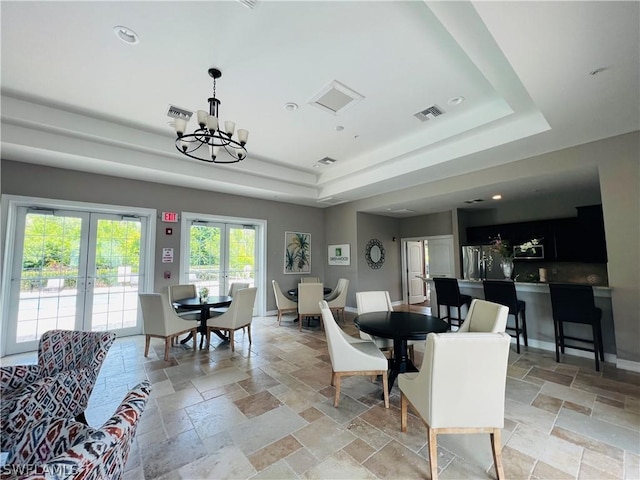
[
  {"left": 326, "top": 278, "right": 349, "bottom": 322},
  {"left": 210, "top": 282, "right": 251, "bottom": 316},
  {"left": 432, "top": 277, "right": 473, "bottom": 329},
  {"left": 206, "top": 287, "right": 257, "bottom": 352},
  {"left": 457, "top": 299, "right": 509, "bottom": 333},
  {"left": 139, "top": 293, "right": 198, "bottom": 361},
  {"left": 272, "top": 280, "right": 298, "bottom": 326},
  {"left": 297, "top": 283, "right": 324, "bottom": 331},
  {"left": 549, "top": 283, "right": 604, "bottom": 371},
  {"left": 0, "top": 330, "right": 116, "bottom": 450},
  {"left": 320, "top": 301, "right": 389, "bottom": 408},
  {"left": 483, "top": 280, "right": 528, "bottom": 352},
  {"left": 355, "top": 291, "right": 394, "bottom": 350},
  {"left": 301, "top": 277, "right": 321, "bottom": 283},
  {"left": 168, "top": 284, "right": 199, "bottom": 320},
  {"left": 6, "top": 381, "right": 152, "bottom": 479},
  {"left": 399, "top": 331, "right": 511, "bottom": 480}
]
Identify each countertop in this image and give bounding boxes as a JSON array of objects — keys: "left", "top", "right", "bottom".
[{"left": 418, "top": 276, "right": 611, "bottom": 297}]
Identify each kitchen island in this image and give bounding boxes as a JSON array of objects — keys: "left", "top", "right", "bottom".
[{"left": 424, "top": 277, "right": 615, "bottom": 361}]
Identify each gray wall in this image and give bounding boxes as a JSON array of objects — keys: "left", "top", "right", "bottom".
[
  {"left": 356, "top": 213, "right": 401, "bottom": 300},
  {"left": 0, "top": 161, "right": 324, "bottom": 312},
  {"left": 399, "top": 211, "right": 452, "bottom": 238}
]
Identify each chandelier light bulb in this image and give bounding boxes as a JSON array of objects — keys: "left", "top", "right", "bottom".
[
  {"left": 175, "top": 118, "right": 187, "bottom": 137},
  {"left": 237, "top": 129, "right": 249, "bottom": 146},
  {"left": 197, "top": 110, "right": 208, "bottom": 128},
  {"left": 207, "top": 115, "right": 218, "bottom": 131},
  {"left": 225, "top": 121, "right": 236, "bottom": 137}
]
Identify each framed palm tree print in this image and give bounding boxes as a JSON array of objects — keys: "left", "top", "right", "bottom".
[{"left": 284, "top": 231, "right": 311, "bottom": 274}]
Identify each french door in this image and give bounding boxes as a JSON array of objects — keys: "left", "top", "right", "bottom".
[
  {"left": 186, "top": 221, "right": 256, "bottom": 296},
  {"left": 4, "top": 207, "right": 147, "bottom": 354}
]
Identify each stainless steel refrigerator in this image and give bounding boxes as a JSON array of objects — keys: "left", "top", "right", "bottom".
[{"left": 461, "top": 245, "right": 505, "bottom": 280}]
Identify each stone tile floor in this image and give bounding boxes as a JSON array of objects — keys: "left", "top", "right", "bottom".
[{"left": 2, "top": 306, "right": 639, "bottom": 479}]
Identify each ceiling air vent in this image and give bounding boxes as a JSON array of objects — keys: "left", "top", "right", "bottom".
[
  {"left": 317, "top": 157, "right": 337, "bottom": 165},
  {"left": 463, "top": 198, "right": 484, "bottom": 204},
  {"left": 309, "top": 81, "right": 364, "bottom": 116},
  {"left": 414, "top": 104, "right": 445, "bottom": 122},
  {"left": 166, "top": 105, "right": 193, "bottom": 121},
  {"left": 317, "top": 197, "right": 347, "bottom": 206},
  {"left": 237, "top": 0, "right": 259, "bottom": 9}
]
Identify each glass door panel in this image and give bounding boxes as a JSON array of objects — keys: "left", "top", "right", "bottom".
[
  {"left": 189, "top": 222, "right": 224, "bottom": 295},
  {"left": 7, "top": 209, "right": 89, "bottom": 353},
  {"left": 86, "top": 215, "right": 143, "bottom": 333},
  {"left": 227, "top": 226, "right": 255, "bottom": 288}
]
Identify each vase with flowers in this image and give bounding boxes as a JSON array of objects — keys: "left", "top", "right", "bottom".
[
  {"left": 490, "top": 234, "right": 514, "bottom": 279},
  {"left": 199, "top": 287, "right": 209, "bottom": 302}
]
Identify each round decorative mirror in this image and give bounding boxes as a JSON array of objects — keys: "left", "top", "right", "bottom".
[{"left": 365, "top": 239, "right": 385, "bottom": 269}]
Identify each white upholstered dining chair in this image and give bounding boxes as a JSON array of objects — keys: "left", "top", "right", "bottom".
[
  {"left": 399, "top": 331, "right": 511, "bottom": 480},
  {"left": 356, "top": 290, "right": 416, "bottom": 360},
  {"left": 300, "top": 277, "right": 321, "bottom": 283},
  {"left": 272, "top": 280, "right": 298, "bottom": 326},
  {"left": 326, "top": 278, "right": 349, "bottom": 323},
  {"left": 297, "top": 282, "right": 324, "bottom": 331},
  {"left": 320, "top": 301, "right": 389, "bottom": 409},
  {"left": 167, "top": 284, "right": 199, "bottom": 320},
  {"left": 457, "top": 299, "right": 509, "bottom": 333},
  {"left": 139, "top": 293, "right": 198, "bottom": 361},
  {"left": 206, "top": 287, "right": 257, "bottom": 352}
]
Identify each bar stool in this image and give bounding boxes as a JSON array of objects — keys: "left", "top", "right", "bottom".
[
  {"left": 432, "top": 277, "right": 473, "bottom": 330},
  {"left": 483, "top": 280, "right": 528, "bottom": 353},
  {"left": 549, "top": 283, "right": 604, "bottom": 371}
]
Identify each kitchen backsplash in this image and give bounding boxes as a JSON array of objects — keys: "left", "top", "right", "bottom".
[{"left": 513, "top": 262, "right": 609, "bottom": 286}]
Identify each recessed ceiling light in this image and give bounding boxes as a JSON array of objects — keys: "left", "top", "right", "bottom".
[
  {"left": 113, "top": 26, "right": 139, "bottom": 45},
  {"left": 492, "top": 194, "right": 502, "bottom": 200},
  {"left": 447, "top": 96, "right": 465, "bottom": 106},
  {"left": 284, "top": 102, "right": 298, "bottom": 111}
]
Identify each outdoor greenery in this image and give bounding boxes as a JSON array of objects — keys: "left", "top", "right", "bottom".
[
  {"left": 189, "top": 224, "right": 255, "bottom": 276},
  {"left": 21, "top": 214, "right": 141, "bottom": 290}
]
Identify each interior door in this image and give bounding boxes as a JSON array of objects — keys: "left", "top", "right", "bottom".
[
  {"left": 407, "top": 241, "right": 425, "bottom": 304},
  {"left": 426, "top": 237, "right": 455, "bottom": 278}
]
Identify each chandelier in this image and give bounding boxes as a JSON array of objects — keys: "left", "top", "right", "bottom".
[{"left": 174, "top": 68, "right": 248, "bottom": 164}]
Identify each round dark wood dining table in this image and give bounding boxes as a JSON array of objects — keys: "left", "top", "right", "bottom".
[
  {"left": 354, "top": 311, "right": 449, "bottom": 393},
  {"left": 173, "top": 296, "right": 232, "bottom": 349}
]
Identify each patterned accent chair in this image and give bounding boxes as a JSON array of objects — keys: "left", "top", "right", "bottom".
[
  {"left": 0, "top": 330, "right": 116, "bottom": 451},
  {"left": 3, "top": 381, "right": 151, "bottom": 480}
]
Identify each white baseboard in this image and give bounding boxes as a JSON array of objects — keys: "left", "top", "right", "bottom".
[
  {"left": 616, "top": 358, "right": 640, "bottom": 373},
  {"left": 514, "top": 337, "right": 617, "bottom": 365}
]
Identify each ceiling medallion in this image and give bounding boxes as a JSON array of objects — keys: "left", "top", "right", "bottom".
[{"left": 174, "top": 68, "right": 248, "bottom": 164}]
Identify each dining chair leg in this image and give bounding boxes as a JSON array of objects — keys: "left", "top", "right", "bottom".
[
  {"left": 428, "top": 427, "right": 438, "bottom": 480},
  {"left": 277, "top": 310, "right": 282, "bottom": 326},
  {"left": 144, "top": 335, "right": 150, "bottom": 357},
  {"left": 400, "top": 393, "right": 408, "bottom": 432},
  {"left": 382, "top": 372, "right": 389, "bottom": 408},
  {"left": 164, "top": 338, "right": 170, "bottom": 362},
  {"left": 229, "top": 330, "right": 235, "bottom": 352},
  {"left": 491, "top": 429, "right": 505, "bottom": 480},
  {"left": 334, "top": 373, "right": 341, "bottom": 407},
  {"left": 247, "top": 324, "right": 252, "bottom": 346},
  {"left": 192, "top": 328, "right": 198, "bottom": 351},
  {"left": 331, "top": 370, "right": 336, "bottom": 387}
]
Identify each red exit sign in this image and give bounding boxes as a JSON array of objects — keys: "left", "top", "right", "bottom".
[{"left": 162, "top": 212, "right": 178, "bottom": 223}]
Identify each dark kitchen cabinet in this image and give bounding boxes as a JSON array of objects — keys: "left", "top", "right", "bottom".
[{"left": 465, "top": 204, "right": 607, "bottom": 263}]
